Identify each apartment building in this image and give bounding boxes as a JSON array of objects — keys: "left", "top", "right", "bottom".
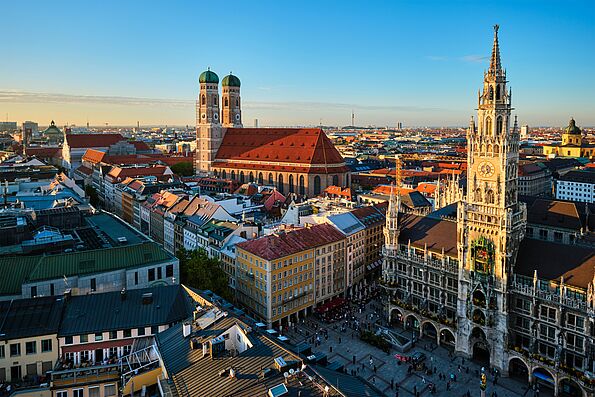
[{"left": 235, "top": 224, "right": 345, "bottom": 328}]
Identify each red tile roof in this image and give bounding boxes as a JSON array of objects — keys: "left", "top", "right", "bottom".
[
  {"left": 82, "top": 149, "right": 108, "bottom": 164},
  {"left": 131, "top": 141, "right": 151, "bottom": 151},
  {"left": 75, "top": 165, "right": 93, "bottom": 176},
  {"left": 214, "top": 128, "right": 346, "bottom": 172},
  {"left": 107, "top": 165, "right": 170, "bottom": 182},
  {"left": 416, "top": 183, "right": 437, "bottom": 195},
  {"left": 324, "top": 185, "right": 352, "bottom": 198},
  {"left": 65, "top": 133, "right": 124, "bottom": 148},
  {"left": 372, "top": 185, "right": 414, "bottom": 196},
  {"left": 237, "top": 224, "right": 345, "bottom": 260},
  {"left": 25, "top": 147, "right": 62, "bottom": 158}
]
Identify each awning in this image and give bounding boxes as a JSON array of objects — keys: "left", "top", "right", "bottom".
[
  {"left": 533, "top": 370, "right": 554, "bottom": 384},
  {"left": 61, "top": 338, "right": 132, "bottom": 354}
]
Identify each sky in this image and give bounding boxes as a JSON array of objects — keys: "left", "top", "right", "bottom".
[{"left": 1, "top": 0, "right": 594, "bottom": 128}]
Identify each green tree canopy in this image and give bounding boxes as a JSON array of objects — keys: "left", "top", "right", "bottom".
[
  {"left": 170, "top": 161, "right": 194, "bottom": 177},
  {"left": 177, "top": 247, "right": 232, "bottom": 301}
]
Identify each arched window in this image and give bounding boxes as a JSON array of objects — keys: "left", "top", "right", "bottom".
[
  {"left": 222, "top": 170, "right": 227, "bottom": 179},
  {"left": 289, "top": 175, "right": 294, "bottom": 193},
  {"left": 213, "top": 170, "right": 218, "bottom": 178},
  {"left": 201, "top": 95, "right": 206, "bottom": 105},
  {"left": 332, "top": 175, "right": 339, "bottom": 186},
  {"left": 236, "top": 98, "right": 239, "bottom": 107},
  {"left": 299, "top": 175, "right": 305, "bottom": 195},
  {"left": 487, "top": 144, "right": 493, "bottom": 153},
  {"left": 474, "top": 188, "right": 482, "bottom": 202},
  {"left": 277, "top": 174, "right": 284, "bottom": 194},
  {"left": 486, "top": 190, "right": 495, "bottom": 204},
  {"left": 494, "top": 144, "right": 499, "bottom": 154},
  {"left": 224, "top": 98, "right": 229, "bottom": 107},
  {"left": 268, "top": 173, "right": 274, "bottom": 186},
  {"left": 489, "top": 86, "right": 494, "bottom": 100},
  {"left": 485, "top": 117, "right": 492, "bottom": 135},
  {"left": 249, "top": 172, "right": 254, "bottom": 183},
  {"left": 258, "top": 172, "right": 263, "bottom": 185},
  {"left": 496, "top": 116, "right": 503, "bottom": 136},
  {"left": 314, "top": 176, "right": 321, "bottom": 195},
  {"left": 231, "top": 170, "right": 235, "bottom": 180},
  {"left": 239, "top": 171, "right": 245, "bottom": 183},
  {"left": 213, "top": 97, "right": 217, "bottom": 106},
  {"left": 496, "top": 85, "right": 501, "bottom": 101}
]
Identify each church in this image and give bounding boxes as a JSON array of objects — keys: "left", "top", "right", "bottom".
[
  {"left": 194, "top": 70, "right": 350, "bottom": 197},
  {"left": 543, "top": 118, "right": 594, "bottom": 159}
]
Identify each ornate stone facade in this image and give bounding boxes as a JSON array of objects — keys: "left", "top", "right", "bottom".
[{"left": 381, "top": 26, "right": 594, "bottom": 397}]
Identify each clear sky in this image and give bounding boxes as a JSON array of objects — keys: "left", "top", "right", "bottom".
[{"left": 1, "top": 0, "right": 593, "bottom": 128}]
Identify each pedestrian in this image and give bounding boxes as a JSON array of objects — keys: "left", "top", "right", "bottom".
[
  {"left": 373, "top": 364, "right": 376, "bottom": 373},
  {"left": 413, "top": 385, "right": 417, "bottom": 395},
  {"left": 422, "top": 377, "right": 426, "bottom": 384},
  {"left": 371, "top": 376, "right": 375, "bottom": 384},
  {"left": 353, "top": 355, "right": 356, "bottom": 365}
]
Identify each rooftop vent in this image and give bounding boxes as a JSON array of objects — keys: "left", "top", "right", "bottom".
[
  {"left": 183, "top": 322, "right": 191, "bottom": 338},
  {"left": 142, "top": 292, "right": 153, "bottom": 305}
]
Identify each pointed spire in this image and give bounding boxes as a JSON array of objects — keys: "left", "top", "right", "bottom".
[{"left": 489, "top": 24, "right": 502, "bottom": 75}]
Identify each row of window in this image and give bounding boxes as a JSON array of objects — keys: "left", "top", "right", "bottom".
[
  {"left": 0, "top": 339, "right": 52, "bottom": 358},
  {"left": 63, "top": 327, "right": 159, "bottom": 345},
  {"left": 56, "top": 384, "right": 116, "bottom": 397},
  {"left": 147, "top": 264, "right": 174, "bottom": 282}
]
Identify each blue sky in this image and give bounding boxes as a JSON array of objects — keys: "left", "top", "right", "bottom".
[{"left": 1, "top": 0, "right": 593, "bottom": 127}]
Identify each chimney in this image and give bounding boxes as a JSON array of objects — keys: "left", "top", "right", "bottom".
[{"left": 183, "top": 322, "right": 191, "bottom": 338}]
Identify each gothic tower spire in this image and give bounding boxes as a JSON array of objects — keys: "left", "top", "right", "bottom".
[{"left": 489, "top": 24, "right": 502, "bottom": 75}]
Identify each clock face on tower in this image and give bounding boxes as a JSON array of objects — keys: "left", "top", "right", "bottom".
[{"left": 478, "top": 161, "right": 495, "bottom": 178}]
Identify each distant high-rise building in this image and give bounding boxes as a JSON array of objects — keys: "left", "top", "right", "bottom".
[
  {"left": 254, "top": 118, "right": 258, "bottom": 128},
  {"left": 397, "top": 122, "right": 403, "bottom": 130},
  {"left": 0, "top": 121, "right": 17, "bottom": 133},
  {"left": 22, "top": 121, "right": 38, "bottom": 145},
  {"left": 520, "top": 124, "right": 529, "bottom": 138}
]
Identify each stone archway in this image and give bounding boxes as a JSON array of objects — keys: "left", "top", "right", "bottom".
[
  {"left": 471, "top": 327, "right": 489, "bottom": 364},
  {"left": 439, "top": 328, "right": 456, "bottom": 349},
  {"left": 390, "top": 308, "right": 403, "bottom": 327},
  {"left": 508, "top": 357, "right": 529, "bottom": 381},
  {"left": 421, "top": 321, "right": 438, "bottom": 340},
  {"left": 405, "top": 314, "right": 420, "bottom": 331},
  {"left": 532, "top": 367, "right": 555, "bottom": 395},
  {"left": 559, "top": 377, "right": 585, "bottom": 397}
]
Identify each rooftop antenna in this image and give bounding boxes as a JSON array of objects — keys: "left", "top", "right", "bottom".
[{"left": 351, "top": 110, "right": 354, "bottom": 127}]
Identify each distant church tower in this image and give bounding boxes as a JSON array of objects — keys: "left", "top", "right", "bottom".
[
  {"left": 221, "top": 73, "right": 242, "bottom": 127},
  {"left": 196, "top": 69, "right": 223, "bottom": 173},
  {"left": 456, "top": 25, "right": 527, "bottom": 372}
]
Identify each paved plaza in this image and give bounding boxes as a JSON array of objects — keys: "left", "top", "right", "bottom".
[{"left": 283, "top": 298, "right": 548, "bottom": 397}]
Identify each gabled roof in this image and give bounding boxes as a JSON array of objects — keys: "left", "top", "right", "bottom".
[
  {"left": 215, "top": 128, "right": 346, "bottom": 168},
  {"left": 65, "top": 133, "right": 124, "bottom": 149},
  {"left": 59, "top": 285, "right": 193, "bottom": 336},
  {"left": 25, "top": 147, "right": 62, "bottom": 158},
  {"left": 237, "top": 224, "right": 345, "bottom": 261},
  {"left": 526, "top": 198, "right": 583, "bottom": 231},
  {"left": 107, "top": 165, "right": 170, "bottom": 182},
  {"left": 327, "top": 212, "right": 365, "bottom": 235}
]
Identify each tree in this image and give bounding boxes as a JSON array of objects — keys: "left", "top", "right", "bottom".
[
  {"left": 177, "top": 247, "right": 233, "bottom": 301},
  {"left": 170, "top": 161, "right": 194, "bottom": 177},
  {"left": 85, "top": 185, "right": 99, "bottom": 207}
]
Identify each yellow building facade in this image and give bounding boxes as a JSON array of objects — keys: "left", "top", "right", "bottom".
[{"left": 543, "top": 118, "right": 594, "bottom": 158}]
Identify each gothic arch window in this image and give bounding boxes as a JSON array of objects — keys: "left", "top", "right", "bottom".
[
  {"left": 496, "top": 116, "right": 503, "bottom": 136},
  {"left": 486, "top": 190, "right": 495, "bottom": 204},
  {"left": 314, "top": 176, "right": 321, "bottom": 195},
  {"left": 332, "top": 175, "right": 339, "bottom": 186},
  {"left": 487, "top": 144, "right": 493, "bottom": 153},
  {"left": 277, "top": 174, "right": 284, "bottom": 194},
  {"left": 494, "top": 144, "right": 499, "bottom": 154},
  {"left": 224, "top": 98, "right": 229, "bottom": 107},
  {"left": 496, "top": 85, "right": 501, "bottom": 100},
  {"left": 249, "top": 172, "right": 254, "bottom": 183},
  {"left": 299, "top": 175, "right": 305, "bottom": 195},
  {"left": 213, "top": 97, "right": 218, "bottom": 106},
  {"left": 236, "top": 98, "right": 240, "bottom": 107},
  {"left": 268, "top": 173, "right": 274, "bottom": 186},
  {"left": 222, "top": 170, "right": 227, "bottom": 179},
  {"left": 489, "top": 86, "right": 494, "bottom": 100},
  {"left": 258, "top": 172, "right": 263, "bottom": 185},
  {"left": 201, "top": 95, "right": 206, "bottom": 105},
  {"left": 485, "top": 117, "right": 492, "bottom": 135},
  {"left": 289, "top": 175, "right": 295, "bottom": 193},
  {"left": 231, "top": 170, "right": 235, "bottom": 180},
  {"left": 474, "top": 188, "right": 482, "bottom": 202},
  {"left": 239, "top": 171, "right": 245, "bottom": 183}
]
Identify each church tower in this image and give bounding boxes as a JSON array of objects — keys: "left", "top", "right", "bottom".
[
  {"left": 221, "top": 73, "right": 242, "bottom": 127},
  {"left": 196, "top": 69, "right": 223, "bottom": 173},
  {"left": 456, "top": 26, "right": 527, "bottom": 372}
]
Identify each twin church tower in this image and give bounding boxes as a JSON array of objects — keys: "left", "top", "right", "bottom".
[{"left": 195, "top": 70, "right": 242, "bottom": 173}]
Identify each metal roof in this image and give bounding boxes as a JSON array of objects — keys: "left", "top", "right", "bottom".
[{"left": 59, "top": 285, "right": 193, "bottom": 336}]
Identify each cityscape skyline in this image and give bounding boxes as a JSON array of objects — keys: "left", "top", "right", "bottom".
[{"left": 1, "top": 1, "right": 594, "bottom": 127}]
